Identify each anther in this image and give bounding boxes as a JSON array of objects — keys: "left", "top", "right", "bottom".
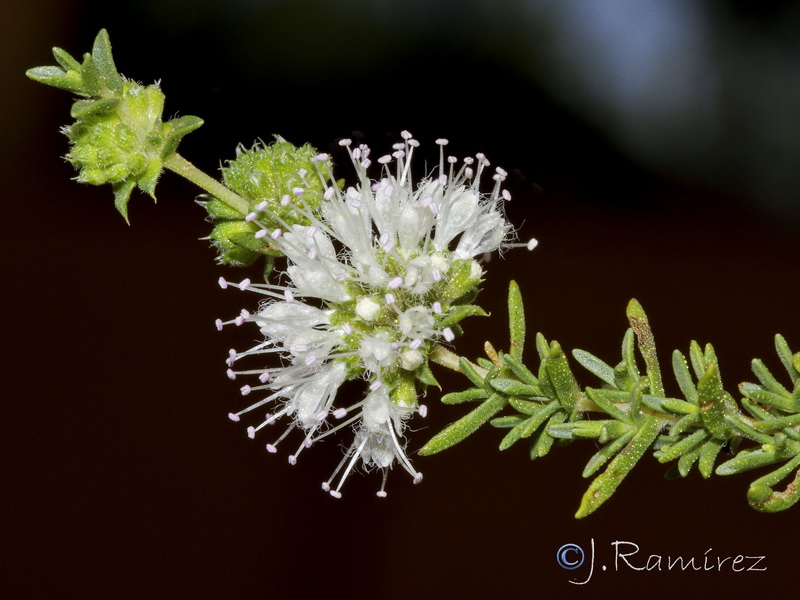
[
  {"left": 227, "top": 413, "right": 241, "bottom": 422},
  {"left": 218, "top": 277, "right": 228, "bottom": 289},
  {"left": 239, "top": 278, "right": 251, "bottom": 291}
]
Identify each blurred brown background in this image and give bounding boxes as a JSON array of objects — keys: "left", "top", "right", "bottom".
[{"left": 3, "top": 1, "right": 799, "bottom": 598}]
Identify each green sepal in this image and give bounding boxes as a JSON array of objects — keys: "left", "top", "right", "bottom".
[
  {"left": 419, "top": 393, "right": 507, "bottom": 456},
  {"left": 415, "top": 360, "right": 440, "bottom": 388},
  {"left": 112, "top": 179, "right": 136, "bottom": 222},
  {"left": 575, "top": 416, "right": 660, "bottom": 518},
  {"left": 70, "top": 97, "right": 120, "bottom": 119},
  {"left": 202, "top": 197, "right": 244, "bottom": 220}
]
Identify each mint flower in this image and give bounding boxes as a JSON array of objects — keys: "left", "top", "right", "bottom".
[{"left": 218, "top": 132, "right": 529, "bottom": 497}]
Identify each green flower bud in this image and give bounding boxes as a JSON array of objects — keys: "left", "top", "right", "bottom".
[{"left": 204, "top": 138, "right": 326, "bottom": 267}]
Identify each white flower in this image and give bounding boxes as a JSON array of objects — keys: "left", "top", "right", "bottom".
[{"left": 217, "top": 132, "right": 535, "bottom": 497}]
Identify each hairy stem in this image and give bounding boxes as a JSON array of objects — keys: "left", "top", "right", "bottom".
[{"left": 164, "top": 153, "right": 249, "bottom": 214}]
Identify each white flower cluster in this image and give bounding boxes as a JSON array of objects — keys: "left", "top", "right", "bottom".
[{"left": 217, "top": 132, "right": 533, "bottom": 497}]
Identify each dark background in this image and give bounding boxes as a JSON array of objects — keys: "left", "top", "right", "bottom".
[{"left": 3, "top": 1, "right": 799, "bottom": 598}]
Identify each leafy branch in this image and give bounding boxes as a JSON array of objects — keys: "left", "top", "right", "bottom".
[{"left": 422, "top": 282, "right": 800, "bottom": 517}]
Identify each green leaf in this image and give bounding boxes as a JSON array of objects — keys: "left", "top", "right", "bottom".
[
  {"left": 91, "top": 29, "right": 123, "bottom": 94},
  {"left": 672, "top": 350, "right": 699, "bottom": 404},
  {"left": 698, "top": 438, "right": 726, "bottom": 478},
  {"left": 507, "top": 281, "right": 525, "bottom": 360},
  {"left": 419, "top": 394, "right": 507, "bottom": 456},
  {"left": 655, "top": 429, "right": 709, "bottom": 463},
  {"left": 582, "top": 430, "right": 635, "bottom": 478},
  {"left": 572, "top": 349, "right": 617, "bottom": 387},
  {"left": 583, "top": 387, "right": 632, "bottom": 424},
  {"left": 697, "top": 363, "right": 733, "bottom": 440},
  {"left": 545, "top": 342, "right": 582, "bottom": 410},
  {"left": 747, "top": 453, "right": 800, "bottom": 512},
  {"left": 161, "top": 115, "right": 204, "bottom": 158},
  {"left": 25, "top": 65, "right": 86, "bottom": 95},
  {"left": 440, "top": 388, "right": 489, "bottom": 405},
  {"left": 739, "top": 382, "right": 797, "bottom": 412},
  {"left": 489, "top": 378, "right": 541, "bottom": 398},
  {"left": 530, "top": 411, "right": 566, "bottom": 459},
  {"left": 626, "top": 299, "right": 664, "bottom": 396},
  {"left": 575, "top": 416, "right": 659, "bottom": 518},
  {"left": 457, "top": 357, "right": 486, "bottom": 388},
  {"left": 499, "top": 400, "right": 561, "bottom": 450},
  {"left": 500, "top": 354, "right": 539, "bottom": 386}
]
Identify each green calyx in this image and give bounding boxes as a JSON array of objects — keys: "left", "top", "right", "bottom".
[
  {"left": 203, "top": 138, "right": 326, "bottom": 269},
  {"left": 27, "top": 29, "right": 203, "bottom": 222}
]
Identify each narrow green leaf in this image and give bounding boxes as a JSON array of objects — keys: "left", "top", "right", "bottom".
[
  {"left": 723, "top": 415, "right": 774, "bottom": 444},
  {"left": 575, "top": 416, "right": 659, "bottom": 518},
  {"left": 419, "top": 394, "right": 506, "bottom": 455},
  {"left": 774, "top": 335, "right": 799, "bottom": 383},
  {"left": 672, "top": 350, "right": 699, "bottom": 404},
  {"left": 747, "top": 453, "right": 800, "bottom": 512},
  {"left": 697, "top": 363, "right": 732, "bottom": 440},
  {"left": 499, "top": 401, "right": 560, "bottom": 450},
  {"left": 582, "top": 430, "right": 635, "bottom": 478},
  {"left": 458, "top": 357, "right": 486, "bottom": 388},
  {"left": 698, "top": 438, "right": 726, "bottom": 478},
  {"left": 491, "top": 415, "right": 525, "bottom": 428},
  {"left": 91, "top": 29, "right": 123, "bottom": 93},
  {"left": 441, "top": 388, "right": 489, "bottom": 405},
  {"left": 25, "top": 65, "right": 87, "bottom": 94},
  {"left": 500, "top": 354, "right": 538, "bottom": 386},
  {"left": 161, "top": 115, "right": 204, "bottom": 158},
  {"left": 52, "top": 46, "right": 81, "bottom": 71},
  {"left": 626, "top": 299, "right": 664, "bottom": 396},
  {"left": 754, "top": 413, "right": 800, "bottom": 434},
  {"left": 508, "top": 397, "right": 548, "bottom": 415},
  {"left": 655, "top": 429, "right": 709, "bottom": 463},
  {"left": 716, "top": 446, "right": 793, "bottom": 476},
  {"left": 659, "top": 397, "right": 700, "bottom": 414},
  {"left": 535, "top": 332, "right": 549, "bottom": 362},
  {"left": 677, "top": 444, "right": 703, "bottom": 477},
  {"left": 489, "top": 378, "right": 541, "bottom": 398},
  {"left": 584, "top": 387, "right": 632, "bottom": 424},
  {"left": 668, "top": 412, "right": 702, "bottom": 437},
  {"left": 751, "top": 359, "right": 792, "bottom": 399},
  {"left": 739, "top": 382, "right": 797, "bottom": 412},
  {"left": 530, "top": 411, "right": 566, "bottom": 459},
  {"left": 689, "top": 340, "right": 705, "bottom": 381},
  {"left": 508, "top": 281, "right": 525, "bottom": 360},
  {"left": 545, "top": 342, "right": 582, "bottom": 411},
  {"left": 572, "top": 349, "right": 617, "bottom": 387},
  {"left": 622, "top": 328, "right": 639, "bottom": 384}
]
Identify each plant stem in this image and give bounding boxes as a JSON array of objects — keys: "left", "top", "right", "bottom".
[{"left": 164, "top": 153, "right": 249, "bottom": 214}]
